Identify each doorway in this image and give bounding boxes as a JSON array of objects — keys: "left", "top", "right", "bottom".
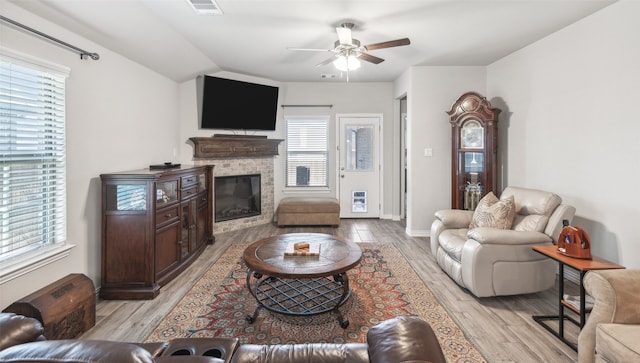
[
  {"left": 400, "top": 97, "right": 407, "bottom": 220},
  {"left": 337, "top": 115, "right": 381, "bottom": 218}
]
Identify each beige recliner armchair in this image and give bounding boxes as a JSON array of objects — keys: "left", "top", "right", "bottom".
[
  {"left": 578, "top": 269, "right": 640, "bottom": 363},
  {"left": 430, "top": 186, "right": 576, "bottom": 297}
]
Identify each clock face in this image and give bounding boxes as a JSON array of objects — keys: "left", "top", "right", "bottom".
[{"left": 461, "top": 121, "right": 484, "bottom": 149}]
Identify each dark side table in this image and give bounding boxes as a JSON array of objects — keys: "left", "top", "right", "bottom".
[{"left": 532, "top": 245, "right": 625, "bottom": 351}]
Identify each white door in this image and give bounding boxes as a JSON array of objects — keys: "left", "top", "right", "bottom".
[{"left": 338, "top": 115, "right": 381, "bottom": 218}]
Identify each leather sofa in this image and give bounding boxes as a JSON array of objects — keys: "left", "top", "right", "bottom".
[
  {"left": 0, "top": 313, "right": 236, "bottom": 363},
  {"left": 430, "top": 186, "right": 576, "bottom": 297},
  {"left": 0, "top": 313, "right": 446, "bottom": 363},
  {"left": 578, "top": 269, "right": 640, "bottom": 363}
]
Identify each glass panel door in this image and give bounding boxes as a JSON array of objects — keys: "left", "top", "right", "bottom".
[{"left": 344, "top": 125, "right": 374, "bottom": 171}]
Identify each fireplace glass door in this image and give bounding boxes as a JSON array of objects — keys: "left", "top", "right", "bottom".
[{"left": 214, "top": 174, "right": 261, "bottom": 222}]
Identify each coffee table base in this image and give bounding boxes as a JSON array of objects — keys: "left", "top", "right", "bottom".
[{"left": 245, "top": 271, "right": 351, "bottom": 328}]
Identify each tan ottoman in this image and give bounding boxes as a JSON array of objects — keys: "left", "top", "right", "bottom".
[{"left": 277, "top": 197, "right": 340, "bottom": 227}]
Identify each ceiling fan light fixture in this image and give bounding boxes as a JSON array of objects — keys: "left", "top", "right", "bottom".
[{"left": 333, "top": 55, "right": 361, "bottom": 72}]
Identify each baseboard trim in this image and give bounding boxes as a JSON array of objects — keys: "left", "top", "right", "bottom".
[{"left": 407, "top": 229, "right": 430, "bottom": 237}]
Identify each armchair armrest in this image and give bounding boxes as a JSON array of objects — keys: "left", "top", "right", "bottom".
[
  {"left": 467, "top": 228, "right": 552, "bottom": 245},
  {"left": 367, "top": 316, "right": 446, "bottom": 363},
  {"left": 578, "top": 269, "right": 640, "bottom": 363},
  {"left": 0, "top": 313, "right": 45, "bottom": 352},
  {"left": 0, "top": 340, "right": 157, "bottom": 363},
  {"left": 434, "top": 209, "right": 474, "bottom": 229}
]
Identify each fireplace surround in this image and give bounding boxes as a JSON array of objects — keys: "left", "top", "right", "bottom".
[{"left": 191, "top": 135, "right": 283, "bottom": 233}]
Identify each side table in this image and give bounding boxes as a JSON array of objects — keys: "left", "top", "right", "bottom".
[{"left": 532, "top": 245, "right": 624, "bottom": 351}]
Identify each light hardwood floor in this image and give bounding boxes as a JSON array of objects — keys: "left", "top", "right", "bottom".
[{"left": 82, "top": 219, "right": 580, "bottom": 362}]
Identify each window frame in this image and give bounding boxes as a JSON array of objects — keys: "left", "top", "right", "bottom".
[{"left": 0, "top": 47, "right": 73, "bottom": 284}]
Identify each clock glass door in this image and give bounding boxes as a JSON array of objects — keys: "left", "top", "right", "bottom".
[{"left": 458, "top": 151, "right": 484, "bottom": 210}]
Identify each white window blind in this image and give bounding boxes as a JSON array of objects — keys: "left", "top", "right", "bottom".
[
  {"left": 286, "top": 117, "right": 329, "bottom": 187},
  {"left": 0, "top": 52, "right": 68, "bottom": 263}
]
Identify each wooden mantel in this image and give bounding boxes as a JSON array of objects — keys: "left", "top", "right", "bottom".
[{"left": 189, "top": 136, "right": 284, "bottom": 159}]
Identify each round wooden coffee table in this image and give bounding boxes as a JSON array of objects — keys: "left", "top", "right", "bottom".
[{"left": 242, "top": 233, "right": 362, "bottom": 328}]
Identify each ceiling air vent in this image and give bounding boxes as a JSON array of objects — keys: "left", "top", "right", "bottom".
[{"left": 186, "top": 0, "right": 223, "bottom": 15}]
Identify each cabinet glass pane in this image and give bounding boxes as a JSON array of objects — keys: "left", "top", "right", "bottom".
[
  {"left": 459, "top": 151, "right": 485, "bottom": 210},
  {"left": 181, "top": 202, "right": 196, "bottom": 258},
  {"left": 105, "top": 184, "right": 147, "bottom": 211},
  {"left": 157, "top": 180, "right": 178, "bottom": 206}
]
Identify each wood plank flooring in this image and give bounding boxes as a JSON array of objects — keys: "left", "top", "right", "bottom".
[{"left": 82, "top": 219, "right": 579, "bottom": 362}]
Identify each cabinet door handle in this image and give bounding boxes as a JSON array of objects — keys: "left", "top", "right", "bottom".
[{"left": 165, "top": 213, "right": 172, "bottom": 218}]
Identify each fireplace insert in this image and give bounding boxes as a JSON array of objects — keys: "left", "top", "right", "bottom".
[{"left": 214, "top": 174, "right": 261, "bottom": 222}]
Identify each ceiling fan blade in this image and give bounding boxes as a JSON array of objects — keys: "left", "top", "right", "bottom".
[
  {"left": 316, "top": 56, "right": 338, "bottom": 67},
  {"left": 336, "top": 26, "right": 353, "bottom": 45},
  {"left": 287, "top": 47, "right": 332, "bottom": 52},
  {"left": 364, "top": 38, "right": 411, "bottom": 51},
  {"left": 359, "top": 53, "right": 385, "bottom": 64}
]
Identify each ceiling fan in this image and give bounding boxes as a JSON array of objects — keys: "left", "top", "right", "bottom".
[{"left": 288, "top": 23, "right": 410, "bottom": 74}]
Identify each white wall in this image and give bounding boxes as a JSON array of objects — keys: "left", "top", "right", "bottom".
[
  {"left": 487, "top": 1, "right": 640, "bottom": 268},
  {"left": 0, "top": 2, "right": 180, "bottom": 309},
  {"left": 178, "top": 80, "right": 395, "bottom": 217},
  {"left": 395, "top": 67, "right": 486, "bottom": 236}
]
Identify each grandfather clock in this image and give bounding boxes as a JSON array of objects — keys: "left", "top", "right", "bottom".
[{"left": 447, "top": 92, "right": 501, "bottom": 210}]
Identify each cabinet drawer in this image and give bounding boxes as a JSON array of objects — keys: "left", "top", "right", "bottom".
[
  {"left": 181, "top": 175, "right": 198, "bottom": 188},
  {"left": 181, "top": 186, "right": 198, "bottom": 200},
  {"left": 156, "top": 205, "right": 179, "bottom": 227}
]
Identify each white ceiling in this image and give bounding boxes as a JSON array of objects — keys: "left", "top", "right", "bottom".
[{"left": 10, "top": 0, "right": 616, "bottom": 83}]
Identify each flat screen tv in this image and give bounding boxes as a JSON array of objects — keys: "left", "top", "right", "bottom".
[{"left": 199, "top": 75, "right": 279, "bottom": 131}]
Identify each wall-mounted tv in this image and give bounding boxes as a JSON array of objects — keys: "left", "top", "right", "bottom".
[{"left": 199, "top": 75, "right": 279, "bottom": 131}]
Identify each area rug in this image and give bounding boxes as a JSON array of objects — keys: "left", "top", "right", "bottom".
[{"left": 146, "top": 243, "right": 486, "bottom": 362}]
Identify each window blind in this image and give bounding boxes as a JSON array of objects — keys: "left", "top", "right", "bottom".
[
  {"left": 0, "top": 52, "right": 68, "bottom": 262},
  {"left": 285, "top": 117, "right": 329, "bottom": 187}
]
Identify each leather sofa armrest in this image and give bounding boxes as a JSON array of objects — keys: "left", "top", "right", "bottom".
[
  {"left": 467, "top": 228, "right": 552, "bottom": 245},
  {"left": 578, "top": 269, "right": 640, "bottom": 363},
  {"left": 0, "top": 340, "right": 156, "bottom": 362},
  {"left": 159, "top": 337, "right": 239, "bottom": 363},
  {"left": 434, "top": 209, "right": 474, "bottom": 229},
  {"left": 133, "top": 342, "right": 169, "bottom": 357},
  {"left": 0, "top": 313, "right": 46, "bottom": 352},
  {"left": 367, "top": 316, "right": 446, "bottom": 363}
]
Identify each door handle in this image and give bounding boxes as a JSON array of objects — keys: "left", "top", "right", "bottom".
[
  {"left": 341, "top": 174, "right": 345, "bottom": 178},
  {"left": 340, "top": 167, "right": 345, "bottom": 171}
]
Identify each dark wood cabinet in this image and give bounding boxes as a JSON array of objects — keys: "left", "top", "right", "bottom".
[
  {"left": 100, "top": 165, "right": 213, "bottom": 299},
  {"left": 447, "top": 92, "right": 501, "bottom": 210}
]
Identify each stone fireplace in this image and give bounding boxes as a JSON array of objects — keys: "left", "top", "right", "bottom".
[{"left": 190, "top": 136, "right": 283, "bottom": 234}]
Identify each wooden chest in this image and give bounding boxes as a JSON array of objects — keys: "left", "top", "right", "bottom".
[{"left": 3, "top": 273, "right": 96, "bottom": 339}]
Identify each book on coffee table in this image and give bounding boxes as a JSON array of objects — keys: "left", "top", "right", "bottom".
[{"left": 284, "top": 242, "right": 321, "bottom": 256}]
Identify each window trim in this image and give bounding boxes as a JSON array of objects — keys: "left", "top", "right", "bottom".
[
  {"left": 0, "top": 243, "right": 74, "bottom": 284},
  {"left": 284, "top": 115, "right": 330, "bottom": 190},
  {"left": 0, "top": 47, "right": 73, "bottom": 284}
]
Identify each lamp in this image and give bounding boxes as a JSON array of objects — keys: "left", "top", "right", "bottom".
[{"left": 333, "top": 54, "right": 361, "bottom": 72}]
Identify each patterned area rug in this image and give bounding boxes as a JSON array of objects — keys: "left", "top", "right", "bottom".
[{"left": 146, "top": 243, "right": 486, "bottom": 362}]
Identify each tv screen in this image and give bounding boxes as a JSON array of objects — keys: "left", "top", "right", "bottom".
[{"left": 199, "top": 76, "right": 279, "bottom": 131}]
